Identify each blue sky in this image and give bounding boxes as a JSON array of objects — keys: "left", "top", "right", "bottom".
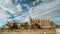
[{"left": 0, "top": 0, "right": 60, "bottom": 27}]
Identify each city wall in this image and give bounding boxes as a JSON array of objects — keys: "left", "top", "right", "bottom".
[{"left": 0, "top": 29, "right": 56, "bottom": 34}]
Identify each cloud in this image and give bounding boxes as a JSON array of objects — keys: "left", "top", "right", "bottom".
[
  {"left": 22, "top": 4, "right": 30, "bottom": 9},
  {"left": 14, "top": 12, "right": 29, "bottom": 22},
  {"left": 16, "top": 4, "right": 23, "bottom": 12},
  {"left": 0, "top": 0, "right": 23, "bottom": 14},
  {"left": 0, "top": 0, "right": 60, "bottom": 26},
  {"left": 32, "top": 0, "right": 40, "bottom": 5},
  {"left": 28, "top": 0, "right": 60, "bottom": 17},
  {"left": 0, "top": 0, "right": 29, "bottom": 23},
  {"left": 0, "top": 1, "right": 16, "bottom": 14},
  {"left": 0, "top": 9, "right": 10, "bottom": 18},
  {"left": 0, "top": 0, "right": 24, "bottom": 19},
  {"left": 28, "top": 0, "right": 60, "bottom": 25}
]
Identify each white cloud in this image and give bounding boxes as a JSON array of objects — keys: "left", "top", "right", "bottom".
[
  {"left": 0, "top": 0, "right": 60, "bottom": 24},
  {"left": 0, "top": 0, "right": 29, "bottom": 22},
  {"left": 0, "top": 0, "right": 23, "bottom": 14},
  {"left": 0, "top": 9, "right": 10, "bottom": 18},
  {"left": 16, "top": 4, "right": 23, "bottom": 12},
  {"left": 5, "top": 0, "right": 10, "bottom": 3},
  {"left": 32, "top": 0, "right": 40, "bottom": 5},
  {"left": 0, "top": 0, "right": 17, "bottom": 14},
  {"left": 35, "top": 6, "right": 60, "bottom": 18},
  {"left": 14, "top": 13, "right": 29, "bottom": 22},
  {"left": 28, "top": 0, "right": 60, "bottom": 17},
  {"left": 22, "top": 4, "right": 30, "bottom": 9}
]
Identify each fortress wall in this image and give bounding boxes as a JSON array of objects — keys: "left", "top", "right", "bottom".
[{"left": 0, "top": 29, "right": 56, "bottom": 34}]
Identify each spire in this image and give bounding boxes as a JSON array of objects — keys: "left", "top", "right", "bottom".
[
  {"left": 29, "top": 16, "right": 31, "bottom": 20},
  {"left": 29, "top": 15, "right": 32, "bottom": 23}
]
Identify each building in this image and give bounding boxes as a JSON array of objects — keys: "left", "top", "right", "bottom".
[
  {"left": 16, "top": 23, "right": 25, "bottom": 29},
  {"left": 6, "top": 20, "right": 15, "bottom": 27},
  {"left": 29, "top": 16, "right": 51, "bottom": 28},
  {"left": 5, "top": 17, "right": 56, "bottom": 29}
]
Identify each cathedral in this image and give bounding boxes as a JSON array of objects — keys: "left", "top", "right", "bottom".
[{"left": 29, "top": 16, "right": 56, "bottom": 28}]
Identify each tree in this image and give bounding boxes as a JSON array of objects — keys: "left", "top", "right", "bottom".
[
  {"left": 9, "top": 20, "right": 18, "bottom": 30},
  {"left": 10, "top": 23, "right": 18, "bottom": 29},
  {"left": 22, "top": 22, "right": 29, "bottom": 30},
  {"left": 50, "top": 21, "right": 56, "bottom": 25},
  {"left": 31, "top": 23, "right": 41, "bottom": 29}
]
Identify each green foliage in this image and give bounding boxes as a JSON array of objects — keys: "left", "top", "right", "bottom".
[
  {"left": 9, "top": 20, "right": 18, "bottom": 29},
  {"left": 10, "top": 23, "right": 18, "bottom": 29},
  {"left": 31, "top": 23, "right": 41, "bottom": 29},
  {"left": 2, "top": 25, "right": 5, "bottom": 27},
  {"left": 23, "top": 23, "right": 29, "bottom": 27},
  {"left": 50, "top": 21, "right": 56, "bottom": 25},
  {"left": 0, "top": 28, "right": 3, "bottom": 30},
  {"left": 22, "top": 22, "right": 29, "bottom": 30}
]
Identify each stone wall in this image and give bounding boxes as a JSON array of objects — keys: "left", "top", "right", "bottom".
[
  {"left": 55, "top": 28, "right": 60, "bottom": 34},
  {"left": 0, "top": 29, "right": 56, "bottom": 34}
]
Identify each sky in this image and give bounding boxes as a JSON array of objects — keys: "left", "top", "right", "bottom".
[{"left": 0, "top": 0, "right": 60, "bottom": 27}]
